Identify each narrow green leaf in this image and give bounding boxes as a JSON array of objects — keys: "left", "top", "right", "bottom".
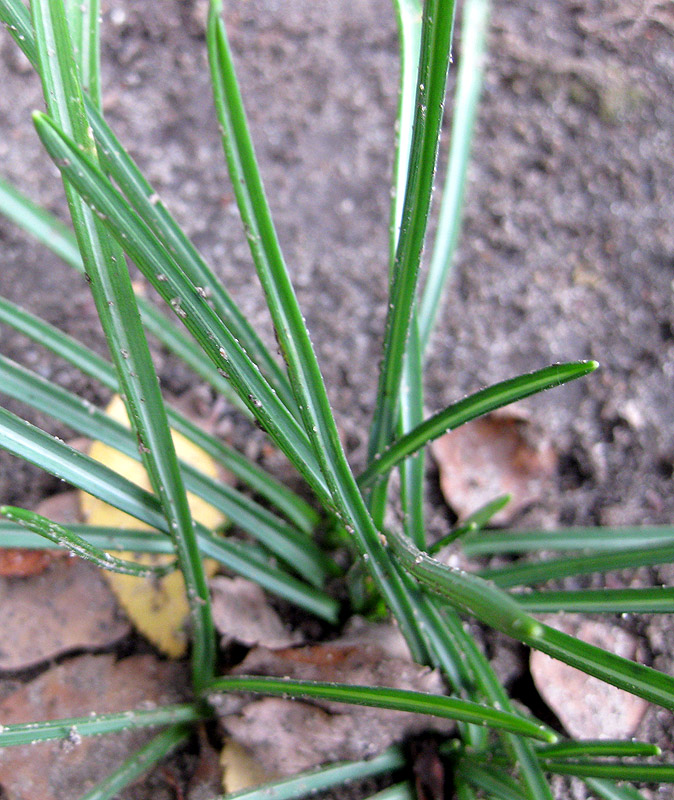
[
  {"left": 0, "top": 296, "right": 317, "bottom": 532},
  {"left": 0, "top": 0, "right": 38, "bottom": 67},
  {"left": 0, "top": 704, "right": 210, "bottom": 747},
  {"left": 454, "top": 779, "right": 479, "bottom": 800},
  {"left": 389, "top": 0, "right": 422, "bottom": 250},
  {"left": 388, "top": 527, "right": 674, "bottom": 710},
  {"left": 536, "top": 741, "right": 660, "bottom": 759},
  {"left": 0, "top": 355, "right": 336, "bottom": 586},
  {"left": 0, "top": 295, "right": 115, "bottom": 385},
  {"left": 368, "top": 0, "right": 457, "bottom": 462},
  {"left": 366, "top": 784, "right": 415, "bottom": 800},
  {"left": 455, "top": 762, "right": 527, "bottom": 800},
  {"left": 418, "top": 0, "right": 490, "bottom": 351},
  {"left": 430, "top": 494, "right": 511, "bottom": 554},
  {"left": 64, "top": 0, "right": 100, "bottom": 109},
  {"left": 389, "top": 525, "right": 544, "bottom": 640},
  {"left": 584, "top": 778, "right": 649, "bottom": 800},
  {"left": 32, "top": 111, "right": 330, "bottom": 504},
  {"left": 530, "top": 623, "right": 674, "bottom": 711},
  {"left": 480, "top": 542, "right": 674, "bottom": 589},
  {"left": 0, "top": 177, "right": 82, "bottom": 267},
  {"left": 360, "top": 361, "right": 598, "bottom": 488},
  {"left": 211, "top": 747, "right": 406, "bottom": 800},
  {"left": 514, "top": 586, "right": 674, "bottom": 614},
  {"left": 0, "top": 506, "right": 175, "bottom": 576},
  {"left": 77, "top": 724, "right": 191, "bottom": 800},
  {"left": 541, "top": 761, "right": 674, "bottom": 782},
  {"left": 398, "top": 316, "right": 426, "bottom": 548},
  {"left": 0, "top": 408, "right": 339, "bottom": 622},
  {"left": 388, "top": 3, "right": 426, "bottom": 551},
  {"left": 462, "top": 525, "right": 674, "bottom": 556},
  {"left": 207, "top": 675, "right": 557, "bottom": 742},
  {"left": 0, "top": 522, "right": 175, "bottom": 553},
  {"left": 30, "top": 0, "right": 214, "bottom": 690}
]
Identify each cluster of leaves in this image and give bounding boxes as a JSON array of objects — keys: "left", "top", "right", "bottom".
[{"left": 0, "top": 0, "right": 672, "bottom": 797}]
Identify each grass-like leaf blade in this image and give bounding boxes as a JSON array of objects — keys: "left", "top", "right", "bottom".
[
  {"left": 418, "top": 0, "right": 490, "bottom": 351},
  {"left": 389, "top": 527, "right": 674, "bottom": 710},
  {"left": 462, "top": 525, "right": 674, "bottom": 555},
  {"left": 0, "top": 506, "right": 176, "bottom": 576},
  {"left": 368, "top": 0, "right": 457, "bottom": 461},
  {"left": 536, "top": 741, "right": 660, "bottom": 759},
  {"left": 213, "top": 747, "right": 406, "bottom": 800},
  {"left": 30, "top": 0, "right": 215, "bottom": 690},
  {"left": 0, "top": 704, "right": 210, "bottom": 747},
  {"left": 480, "top": 543, "right": 674, "bottom": 588},
  {"left": 64, "top": 0, "right": 100, "bottom": 109},
  {"left": 455, "top": 763, "right": 527, "bottom": 800},
  {"left": 430, "top": 494, "right": 511, "bottom": 554},
  {"left": 207, "top": 675, "right": 557, "bottom": 742},
  {"left": 514, "top": 586, "right": 674, "bottom": 614},
  {"left": 359, "top": 361, "right": 598, "bottom": 488},
  {"left": 541, "top": 761, "right": 674, "bottom": 782},
  {"left": 0, "top": 354, "right": 336, "bottom": 586},
  {"left": 0, "top": 176, "right": 82, "bottom": 267},
  {"left": 77, "top": 724, "right": 192, "bottom": 800},
  {"left": 0, "top": 407, "right": 338, "bottom": 621}
]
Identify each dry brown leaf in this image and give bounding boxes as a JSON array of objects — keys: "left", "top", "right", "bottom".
[
  {"left": 211, "top": 627, "right": 453, "bottom": 776},
  {"left": 0, "top": 654, "right": 188, "bottom": 800},
  {"left": 0, "top": 548, "right": 56, "bottom": 577},
  {"left": 0, "top": 491, "right": 80, "bottom": 577},
  {"left": 0, "top": 490, "right": 130, "bottom": 670},
  {"left": 530, "top": 618, "right": 648, "bottom": 739},
  {"left": 79, "top": 395, "right": 225, "bottom": 658},
  {"left": 432, "top": 410, "right": 556, "bottom": 525},
  {"left": 211, "top": 576, "right": 302, "bottom": 649},
  {"left": 0, "top": 559, "right": 130, "bottom": 670}
]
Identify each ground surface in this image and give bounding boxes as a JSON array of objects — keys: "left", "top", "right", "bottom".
[{"left": 0, "top": 0, "right": 673, "bottom": 797}]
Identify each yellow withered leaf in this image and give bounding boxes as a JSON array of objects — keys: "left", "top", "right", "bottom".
[
  {"left": 220, "top": 739, "right": 277, "bottom": 794},
  {"left": 79, "top": 395, "right": 224, "bottom": 658}
]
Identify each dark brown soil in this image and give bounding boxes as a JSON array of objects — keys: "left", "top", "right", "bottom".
[{"left": 1, "top": 0, "right": 673, "bottom": 797}]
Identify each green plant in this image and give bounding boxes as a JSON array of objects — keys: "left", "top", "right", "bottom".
[{"left": 0, "top": 0, "right": 672, "bottom": 797}]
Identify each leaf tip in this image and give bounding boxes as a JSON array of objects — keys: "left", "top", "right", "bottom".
[{"left": 543, "top": 728, "right": 560, "bottom": 744}]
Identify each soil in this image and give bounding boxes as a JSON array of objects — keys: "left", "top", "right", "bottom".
[{"left": 0, "top": 0, "right": 673, "bottom": 797}]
